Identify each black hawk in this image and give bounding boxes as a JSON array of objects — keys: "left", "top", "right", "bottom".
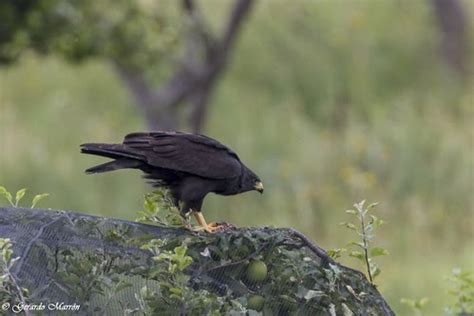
[{"left": 80, "top": 131, "right": 263, "bottom": 232}]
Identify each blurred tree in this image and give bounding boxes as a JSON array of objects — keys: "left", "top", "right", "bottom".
[
  {"left": 0, "top": 0, "right": 254, "bottom": 132},
  {"left": 432, "top": 0, "right": 469, "bottom": 77}
]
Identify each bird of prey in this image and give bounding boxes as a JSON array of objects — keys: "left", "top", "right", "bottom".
[{"left": 80, "top": 131, "right": 263, "bottom": 232}]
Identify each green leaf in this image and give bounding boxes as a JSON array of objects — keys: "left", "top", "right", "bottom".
[
  {"left": 31, "top": 193, "right": 49, "bottom": 208},
  {"left": 348, "top": 251, "right": 365, "bottom": 262},
  {"left": 345, "top": 209, "right": 357, "bottom": 215},
  {"left": 368, "top": 202, "right": 379, "bottom": 209},
  {"left": 370, "top": 215, "right": 385, "bottom": 227},
  {"left": 169, "top": 263, "right": 177, "bottom": 274},
  {"left": 15, "top": 188, "right": 27, "bottom": 206},
  {"left": 170, "top": 287, "right": 182, "bottom": 295},
  {"left": 370, "top": 264, "right": 381, "bottom": 278},
  {"left": 356, "top": 200, "right": 366, "bottom": 209},
  {"left": 0, "top": 186, "right": 14, "bottom": 206},
  {"left": 348, "top": 241, "right": 365, "bottom": 249},
  {"left": 178, "top": 256, "right": 193, "bottom": 271},
  {"left": 174, "top": 245, "right": 187, "bottom": 258},
  {"left": 327, "top": 248, "right": 346, "bottom": 259},
  {"left": 370, "top": 247, "right": 389, "bottom": 257},
  {"left": 340, "top": 222, "right": 357, "bottom": 231}
]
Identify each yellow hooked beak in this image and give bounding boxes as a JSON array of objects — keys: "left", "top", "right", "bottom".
[{"left": 254, "top": 181, "right": 264, "bottom": 194}]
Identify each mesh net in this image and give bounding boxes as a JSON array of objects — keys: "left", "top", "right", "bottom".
[{"left": 0, "top": 207, "right": 394, "bottom": 315}]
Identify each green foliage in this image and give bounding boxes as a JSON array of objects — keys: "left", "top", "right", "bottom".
[
  {"left": 132, "top": 229, "right": 388, "bottom": 315},
  {"left": 136, "top": 236, "right": 244, "bottom": 314},
  {"left": 0, "top": 238, "right": 28, "bottom": 307},
  {"left": 445, "top": 268, "right": 474, "bottom": 315},
  {"left": 0, "top": 186, "right": 13, "bottom": 206},
  {"left": 30, "top": 193, "right": 50, "bottom": 208},
  {"left": 54, "top": 245, "right": 134, "bottom": 312},
  {"left": 0, "top": 185, "right": 49, "bottom": 208},
  {"left": 340, "top": 200, "right": 388, "bottom": 283},
  {"left": 136, "top": 239, "right": 227, "bottom": 315},
  {"left": 142, "top": 239, "right": 193, "bottom": 274},
  {"left": 327, "top": 248, "right": 347, "bottom": 260},
  {"left": 111, "top": 193, "right": 394, "bottom": 314},
  {"left": 135, "top": 190, "right": 187, "bottom": 228},
  {"left": 55, "top": 192, "right": 393, "bottom": 314},
  {"left": 0, "top": 0, "right": 182, "bottom": 73},
  {"left": 400, "top": 297, "right": 429, "bottom": 316}
]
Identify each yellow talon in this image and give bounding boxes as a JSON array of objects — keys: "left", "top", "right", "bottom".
[{"left": 193, "top": 212, "right": 222, "bottom": 233}]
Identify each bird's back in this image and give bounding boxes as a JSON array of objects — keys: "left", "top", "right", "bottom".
[{"left": 81, "top": 131, "right": 243, "bottom": 180}]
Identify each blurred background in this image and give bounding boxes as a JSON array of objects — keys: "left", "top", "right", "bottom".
[{"left": 0, "top": 0, "right": 472, "bottom": 314}]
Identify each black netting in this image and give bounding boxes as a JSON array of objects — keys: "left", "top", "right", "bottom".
[{"left": 0, "top": 207, "right": 394, "bottom": 315}]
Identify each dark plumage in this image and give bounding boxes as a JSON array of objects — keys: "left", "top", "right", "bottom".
[{"left": 80, "top": 131, "right": 263, "bottom": 232}]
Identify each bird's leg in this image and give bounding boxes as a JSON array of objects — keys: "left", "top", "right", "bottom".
[
  {"left": 180, "top": 212, "right": 192, "bottom": 230},
  {"left": 192, "top": 212, "right": 224, "bottom": 233}
]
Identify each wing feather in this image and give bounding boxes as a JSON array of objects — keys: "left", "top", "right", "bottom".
[{"left": 123, "top": 132, "right": 242, "bottom": 179}]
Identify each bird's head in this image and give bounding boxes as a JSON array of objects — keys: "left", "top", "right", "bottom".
[{"left": 241, "top": 167, "right": 264, "bottom": 194}]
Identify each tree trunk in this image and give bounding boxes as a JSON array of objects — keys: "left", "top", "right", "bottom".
[
  {"left": 115, "top": 0, "right": 255, "bottom": 133},
  {"left": 432, "top": 0, "right": 469, "bottom": 77},
  {"left": 115, "top": 64, "right": 178, "bottom": 130}
]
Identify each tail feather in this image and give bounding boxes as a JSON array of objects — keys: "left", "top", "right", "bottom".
[
  {"left": 81, "top": 143, "right": 145, "bottom": 174},
  {"left": 80, "top": 143, "right": 142, "bottom": 160},
  {"left": 85, "top": 159, "right": 142, "bottom": 174}
]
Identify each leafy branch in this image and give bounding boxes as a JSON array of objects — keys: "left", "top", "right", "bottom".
[
  {"left": 136, "top": 239, "right": 226, "bottom": 315},
  {"left": 0, "top": 238, "right": 29, "bottom": 315},
  {"left": 135, "top": 190, "right": 187, "bottom": 228},
  {"left": 0, "top": 186, "right": 49, "bottom": 208},
  {"left": 339, "top": 200, "right": 388, "bottom": 284},
  {"left": 445, "top": 268, "right": 474, "bottom": 315}
]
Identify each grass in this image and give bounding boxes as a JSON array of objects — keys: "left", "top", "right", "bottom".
[{"left": 0, "top": 1, "right": 473, "bottom": 314}]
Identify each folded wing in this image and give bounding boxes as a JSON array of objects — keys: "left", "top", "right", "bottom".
[{"left": 123, "top": 132, "right": 242, "bottom": 179}]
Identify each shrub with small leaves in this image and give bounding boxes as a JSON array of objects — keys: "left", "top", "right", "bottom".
[
  {"left": 444, "top": 268, "right": 474, "bottom": 315},
  {"left": 340, "top": 200, "right": 388, "bottom": 283},
  {"left": 327, "top": 248, "right": 347, "bottom": 260},
  {"left": 136, "top": 239, "right": 229, "bottom": 315},
  {"left": 54, "top": 246, "right": 134, "bottom": 312},
  {"left": 0, "top": 238, "right": 29, "bottom": 308},
  {"left": 135, "top": 190, "right": 187, "bottom": 228},
  {"left": 0, "top": 185, "right": 49, "bottom": 208}
]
